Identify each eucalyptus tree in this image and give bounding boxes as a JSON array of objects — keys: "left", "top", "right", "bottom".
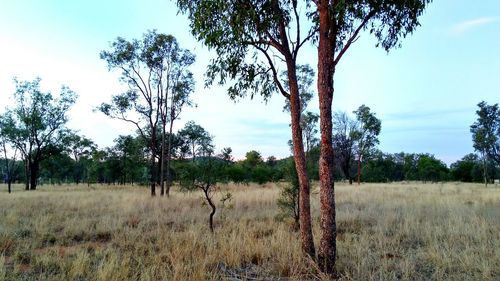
[
  {"left": 178, "top": 121, "right": 211, "bottom": 162},
  {"left": 176, "top": 0, "right": 432, "bottom": 273},
  {"left": 332, "top": 111, "right": 358, "bottom": 184},
  {"left": 152, "top": 34, "right": 196, "bottom": 196},
  {"left": 470, "top": 101, "right": 500, "bottom": 186},
  {"left": 314, "top": 1, "right": 431, "bottom": 271},
  {"left": 1, "top": 136, "right": 18, "bottom": 193},
  {"left": 98, "top": 30, "right": 195, "bottom": 196},
  {"left": 176, "top": 0, "right": 317, "bottom": 258},
  {"left": 353, "top": 105, "right": 381, "bottom": 185},
  {"left": 0, "top": 78, "right": 77, "bottom": 190},
  {"left": 63, "top": 133, "right": 97, "bottom": 184}
]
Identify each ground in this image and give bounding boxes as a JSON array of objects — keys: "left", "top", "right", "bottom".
[{"left": 0, "top": 182, "right": 498, "bottom": 280}]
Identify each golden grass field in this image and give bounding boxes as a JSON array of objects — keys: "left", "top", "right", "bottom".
[{"left": 0, "top": 182, "right": 499, "bottom": 280}]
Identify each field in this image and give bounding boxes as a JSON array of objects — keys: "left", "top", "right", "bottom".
[{"left": 0, "top": 182, "right": 499, "bottom": 280}]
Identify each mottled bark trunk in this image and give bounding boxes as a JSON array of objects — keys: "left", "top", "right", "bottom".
[
  {"left": 317, "top": 2, "right": 337, "bottom": 274},
  {"left": 287, "top": 60, "right": 316, "bottom": 259}
]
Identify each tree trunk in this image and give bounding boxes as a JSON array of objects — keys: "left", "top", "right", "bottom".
[
  {"left": 287, "top": 59, "right": 316, "bottom": 259},
  {"left": 29, "top": 161, "right": 38, "bottom": 190},
  {"left": 165, "top": 119, "right": 175, "bottom": 196},
  {"left": 483, "top": 156, "right": 488, "bottom": 188},
  {"left": 150, "top": 153, "right": 156, "bottom": 196},
  {"left": 357, "top": 156, "right": 361, "bottom": 185},
  {"left": 8, "top": 180, "right": 11, "bottom": 193},
  {"left": 24, "top": 160, "right": 30, "bottom": 190},
  {"left": 160, "top": 123, "right": 166, "bottom": 196},
  {"left": 203, "top": 186, "right": 216, "bottom": 233},
  {"left": 317, "top": 2, "right": 337, "bottom": 274}
]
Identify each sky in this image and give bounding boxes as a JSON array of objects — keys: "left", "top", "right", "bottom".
[{"left": 0, "top": 0, "right": 499, "bottom": 165}]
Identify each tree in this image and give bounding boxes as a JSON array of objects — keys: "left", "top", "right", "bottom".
[
  {"left": 111, "top": 135, "right": 147, "bottom": 184},
  {"left": 301, "top": 112, "right": 319, "bottom": 155},
  {"left": 450, "top": 153, "right": 481, "bottom": 182},
  {"left": 153, "top": 34, "right": 196, "bottom": 196},
  {"left": 178, "top": 147, "right": 223, "bottom": 232},
  {"left": 1, "top": 136, "right": 19, "bottom": 193},
  {"left": 0, "top": 78, "right": 77, "bottom": 190},
  {"left": 63, "top": 133, "right": 97, "bottom": 185},
  {"left": 470, "top": 101, "right": 500, "bottom": 186},
  {"left": 417, "top": 154, "right": 449, "bottom": 182},
  {"left": 314, "top": 1, "right": 431, "bottom": 271},
  {"left": 176, "top": 0, "right": 432, "bottom": 273},
  {"left": 353, "top": 105, "right": 381, "bottom": 185},
  {"left": 178, "top": 121, "right": 211, "bottom": 162},
  {"left": 219, "top": 147, "right": 234, "bottom": 163},
  {"left": 277, "top": 158, "right": 300, "bottom": 229},
  {"left": 99, "top": 31, "right": 194, "bottom": 196},
  {"left": 332, "top": 111, "right": 357, "bottom": 184},
  {"left": 176, "top": 0, "right": 317, "bottom": 258},
  {"left": 242, "top": 150, "right": 264, "bottom": 168}
]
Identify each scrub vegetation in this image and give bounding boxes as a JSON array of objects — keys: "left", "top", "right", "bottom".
[{"left": 1, "top": 182, "right": 498, "bottom": 280}]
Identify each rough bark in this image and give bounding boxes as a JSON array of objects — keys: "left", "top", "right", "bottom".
[
  {"left": 287, "top": 60, "right": 316, "bottom": 259},
  {"left": 317, "top": 1, "right": 337, "bottom": 274}
]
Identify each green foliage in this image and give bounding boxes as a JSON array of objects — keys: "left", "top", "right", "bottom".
[
  {"left": 417, "top": 155, "right": 449, "bottom": 182},
  {"left": 178, "top": 121, "right": 213, "bottom": 161},
  {"left": 0, "top": 77, "right": 77, "bottom": 189},
  {"left": 282, "top": 64, "right": 315, "bottom": 113},
  {"left": 242, "top": 150, "right": 263, "bottom": 168},
  {"left": 470, "top": 101, "right": 500, "bottom": 165},
  {"left": 277, "top": 158, "right": 300, "bottom": 228},
  {"left": 450, "top": 154, "right": 479, "bottom": 182}
]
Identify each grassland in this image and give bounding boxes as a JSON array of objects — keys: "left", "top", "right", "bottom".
[{"left": 0, "top": 182, "right": 498, "bottom": 280}]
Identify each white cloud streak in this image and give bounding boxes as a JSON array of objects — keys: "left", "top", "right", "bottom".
[{"left": 451, "top": 17, "right": 500, "bottom": 35}]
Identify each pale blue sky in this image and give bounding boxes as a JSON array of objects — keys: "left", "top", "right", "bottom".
[{"left": 0, "top": 0, "right": 499, "bottom": 164}]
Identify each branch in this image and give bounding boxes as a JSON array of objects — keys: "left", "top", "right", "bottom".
[
  {"left": 253, "top": 44, "right": 290, "bottom": 99},
  {"left": 334, "top": 10, "right": 376, "bottom": 66},
  {"left": 292, "top": 0, "right": 300, "bottom": 59}
]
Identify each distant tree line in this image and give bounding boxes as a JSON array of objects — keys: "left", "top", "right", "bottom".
[{"left": 2, "top": 130, "right": 498, "bottom": 186}]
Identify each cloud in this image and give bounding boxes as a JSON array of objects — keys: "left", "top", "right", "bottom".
[{"left": 451, "top": 17, "right": 500, "bottom": 35}]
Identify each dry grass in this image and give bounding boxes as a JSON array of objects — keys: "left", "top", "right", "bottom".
[{"left": 0, "top": 182, "right": 498, "bottom": 280}]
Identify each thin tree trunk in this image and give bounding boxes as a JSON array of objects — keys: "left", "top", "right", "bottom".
[
  {"left": 160, "top": 124, "right": 166, "bottom": 196},
  {"left": 357, "top": 156, "right": 361, "bottom": 185},
  {"left": 8, "top": 179, "right": 11, "bottom": 193},
  {"left": 287, "top": 62, "right": 316, "bottom": 259},
  {"left": 483, "top": 156, "right": 488, "bottom": 188},
  {"left": 317, "top": 1, "right": 337, "bottom": 274},
  {"left": 24, "top": 160, "right": 30, "bottom": 190},
  {"left": 165, "top": 119, "right": 175, "bottom": 196},
  {"left": 29, "top": 161, "right": 38, "bottom": 190},
  {"left": 150, "top": 153, "right": 156, "bottom": 196},
  {"left": 203, "top": 186, "right": 216, "bottom": 233}
]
